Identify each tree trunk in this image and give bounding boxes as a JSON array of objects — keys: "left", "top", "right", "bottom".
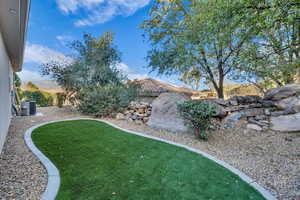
[{"left": 216, "top": 87, "right": 224, "bottom": 99}]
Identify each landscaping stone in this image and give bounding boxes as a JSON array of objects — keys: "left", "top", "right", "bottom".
[
  {"left": 270, "top": 113, "right": 300, "bottom": 132},
  {"left": 247, "top": 123, "right": 262, "bottom": 131},
  {"left": 264, "top": 84, "right": 300, "bottom": 101},
  {"left": 275, "top": 96, "right": 300, "bottom": 112},
  {"left": 222, "top": 112, "right": 246, "bottom": 128},
  {"left": 122, "top": 101, "right": 152, "bottom": 123},
  {"left": 116, "top": 113, "right": 125, "bottom": 120},
  {"left": 147, "top": 92, "right": 190, "bottom": 132}
]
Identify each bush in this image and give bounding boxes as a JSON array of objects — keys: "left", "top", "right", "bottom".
[
  {"left": 76, "top": 83, "right": 139, "bottom": 117},
  {"left": 22, "top": 90, "right": 54, "bottom": 107},
  {"left": 178, "top": 100, "right": 216, "bottom": 140}
]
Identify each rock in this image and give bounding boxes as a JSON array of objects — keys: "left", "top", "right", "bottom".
[
  {"left": 207, "top": 101, "right": 227, "bottom": 118},
  {"left": 264, "top": 108, "right": 271, "bottom": 116},
  {"left": 230, "top": 95, "right": 262, "bottom": 104},
  {"left": 275, "top": 96, "right": 300, "bottom": 112},
  {"left": 270, "top": 113, "right": 300, "bottom": 132},
  {"left": 247, "top": 123, "right": 263, "bottom": 131},
  {"left": 248, "top": 118, "right": 268, "bottom": 126},
  {"left": 241, "top": 108, "right": 265, "bottom": 117},
  {"left": 254, "top": 115, "right": 267, "bottom": 120},
  {"left": 224, "top": 106, "right": 243, "bottom": 112},
  {"left": 116, "top": 113, "right": 125, "bottom": 120},
  {"left": 222, "top": 112, "right": 246, "bottom": 128},
  {"left": 147, "top": 93, "right": 190, "bottom": 132},
  {"left": 264, "top": 84, "right": 300, "bottom": 101},
  {"left": 270, "top": 107, "right": 296, "bottom": 117},
  {"left": 214, "top": 99, "right": 229, "bottom": 106},
  {"left": 262, "top": 100, "right": 276, "bottom": 108},
  {"left": 229, "top": 100, "right": 238, "bottom": 106}
]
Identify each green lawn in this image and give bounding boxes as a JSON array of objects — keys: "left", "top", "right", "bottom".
[{"left": 32, "top": 120, "right": 264, "bottom": 200}]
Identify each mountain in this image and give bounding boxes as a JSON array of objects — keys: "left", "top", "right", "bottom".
[{"left": 21, "top": 80, "right": 64, "bottom": 94}]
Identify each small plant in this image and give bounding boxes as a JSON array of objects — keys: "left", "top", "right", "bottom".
[{"left": 178, "top": 100, "right": 216, "bottom": 140}]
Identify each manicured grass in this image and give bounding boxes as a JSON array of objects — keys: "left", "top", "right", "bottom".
[{"left": 32, "top": 120, "right": 264, "bottom": 200}]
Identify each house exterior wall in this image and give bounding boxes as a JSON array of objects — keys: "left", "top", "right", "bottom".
[{"left": 0, "top": 30, "right": 13, "bottom": 153}]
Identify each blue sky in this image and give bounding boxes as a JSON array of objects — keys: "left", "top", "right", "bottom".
[{"left": 18, "top": 0, "right": 185, "bottom": 87}]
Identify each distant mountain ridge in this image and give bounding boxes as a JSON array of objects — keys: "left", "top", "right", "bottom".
[{"left": 21, "top": 80, "right": 64, "bottom": 94}]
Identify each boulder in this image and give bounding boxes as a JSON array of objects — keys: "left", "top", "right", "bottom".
[
  {"left": 207, "top": 100, "right": 227, "bottom": 118},
  {"left": 247, "top": 123, "right": 263, "bottom": 131},
  {"left": 240, "top": 108, "right": 265, "bottom": 117},
  {"left": 264, "top": 84, "right": 300, "bottom": 101},
  {"left": 147, "top": 93, "right": 190, "bottom": 132},
  {"left": 270, "top": 108, "right": 296, "bottom": 117},
  {"left": 222, "top": 112, "right": 246, "bottom": 129},
  {"left": 270, "top": 113, "right": 300, "bottom": 132},
  {"left": 230, "top": 95, "right": 262, "bottom": 104},
  {"left": 275, "top": 96, "right": 300, "bottom": 112}
]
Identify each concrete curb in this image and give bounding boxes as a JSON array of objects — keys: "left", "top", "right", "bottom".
[{"left": 24, "top": 118, "right": 276, "bottom": 200}]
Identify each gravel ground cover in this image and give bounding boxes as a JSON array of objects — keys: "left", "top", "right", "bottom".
[{"left": 0, "top": 106, "right": 299, "bottom": 199}]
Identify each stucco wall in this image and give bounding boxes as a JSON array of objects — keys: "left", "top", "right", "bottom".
[{"left": 0, "top": 30, "right": 13, "bottom": 153}]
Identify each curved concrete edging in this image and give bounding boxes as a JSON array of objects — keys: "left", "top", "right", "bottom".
[{"left": 24, "top": 118, "right": 276, "bottom": 200}]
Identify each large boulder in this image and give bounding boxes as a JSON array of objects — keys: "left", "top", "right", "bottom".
[
  {"left": 264, "top": 84, "right": 300, "bottom": 101},
  {"left": 222, "top": 112, "right": 246, "bottom": 129},
  {"left": 275, "top": 96, "right": 300, "bottom": 112},
  {"left": 147, "top": 93, "right": 190, "bottom": 132},
  {"left": 270, "top": 113, "right": 300, "bottom": 132}
]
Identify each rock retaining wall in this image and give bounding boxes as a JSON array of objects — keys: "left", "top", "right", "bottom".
[{"left": 116, "top": 101, "right": 152, "bottom": 124}]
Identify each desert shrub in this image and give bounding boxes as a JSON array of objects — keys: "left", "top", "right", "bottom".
[
  {"left": 22, "top": 90, "right": 54, "bottom": 107},
  {"left": 76, "top": 83, "right": 139, "bottom": 117},
  {"left": 178, "top": 100, "right": 216, "bottom": 140}
]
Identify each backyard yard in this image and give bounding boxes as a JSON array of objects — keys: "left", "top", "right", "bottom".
[
  {"left": 0, "top": 107, "right": 299, "bottom": 199},
  {"left": 32, "top": 120, "right": 264, "bottom": 200}
]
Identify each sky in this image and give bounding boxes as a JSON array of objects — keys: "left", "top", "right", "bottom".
[{"left": 18, "top": 0, "right": 186, "bottom": 87}]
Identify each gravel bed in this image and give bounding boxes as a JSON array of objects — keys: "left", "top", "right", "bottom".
[
  {"left": 0, "top": 106, "right": 299, "bottom": 199},
  {"left": 0, "top": 107, "right": 85, "bottom": 200}
]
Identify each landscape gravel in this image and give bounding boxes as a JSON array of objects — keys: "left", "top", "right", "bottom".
[{"left": 0, "top": 106, "right": 299, "bottom": 200}]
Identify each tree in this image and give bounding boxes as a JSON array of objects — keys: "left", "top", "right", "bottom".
[
  {"left": 227, "top": 0, "right": 300, "bottom": 86},
  {"left": 180, "top": 68, "right": 202, "bottom": 90},
  {"left": 41, "top": 32, "right": 139, "bottom": 116},
  {"left": 142, "top": 0, "right": 256, "bottom": 98},
  {"left": 42, "top": 32, "right": 125, "bottom": 99},
  {"left": 26, "top": 81, "right": 39, "bottom": 91},
  {"left": 13, "top": 72, "right": 21, "bottom": 88}
]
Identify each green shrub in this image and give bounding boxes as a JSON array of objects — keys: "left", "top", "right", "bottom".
[
  {"left": 76, "top": 83, "right": 139, "bottom": 117},
  {"left": 178, "top": 100, "right": 216, "bottom": 140},
  {"left": 22, "top": 90, "right": 54, "bottom": 107}
]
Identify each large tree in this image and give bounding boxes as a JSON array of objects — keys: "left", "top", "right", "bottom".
[
  {"left": 142, "top": 0, "right": 256, "bottom": 98},
  {"left": 41, "top": 32, "right": 139, "bottom": 116},
  {"left": 232, "top": 0, "right": 300, "bottom": 87},
  {"left": 42, "top": 32, "right": 125, "bottom": 99}
]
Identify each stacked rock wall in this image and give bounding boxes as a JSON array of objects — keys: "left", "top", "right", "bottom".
[{"left": 116, "top": 101, "right": 152, "bottom": 124}]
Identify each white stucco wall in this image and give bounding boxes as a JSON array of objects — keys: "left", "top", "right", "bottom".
[{"left": 0, "top": 30, "right": 13, "bottom": 153}]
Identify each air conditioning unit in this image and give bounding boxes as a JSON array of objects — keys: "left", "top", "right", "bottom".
[{"left": 21, "top": 101, "right": 36, "bottom": 116}]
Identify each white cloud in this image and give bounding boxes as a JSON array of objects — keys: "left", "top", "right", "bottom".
[
  {"left": 17, "top": 70, "right": 48, "bottom": 82},
  {"left": 115, "top": 62, "right": 148, "bottom": 80},
  {"left": 56, "top": 35, "right": 73, "bottom": 42},
  {"left": 55, "top": 0, "right": 150, "bottom": 26},
  {"left": 115, "top": 62, "right": 130, "bottom": 73},
  {"left": 24, "top": 43, "right": 73, "bottom": 64}
]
